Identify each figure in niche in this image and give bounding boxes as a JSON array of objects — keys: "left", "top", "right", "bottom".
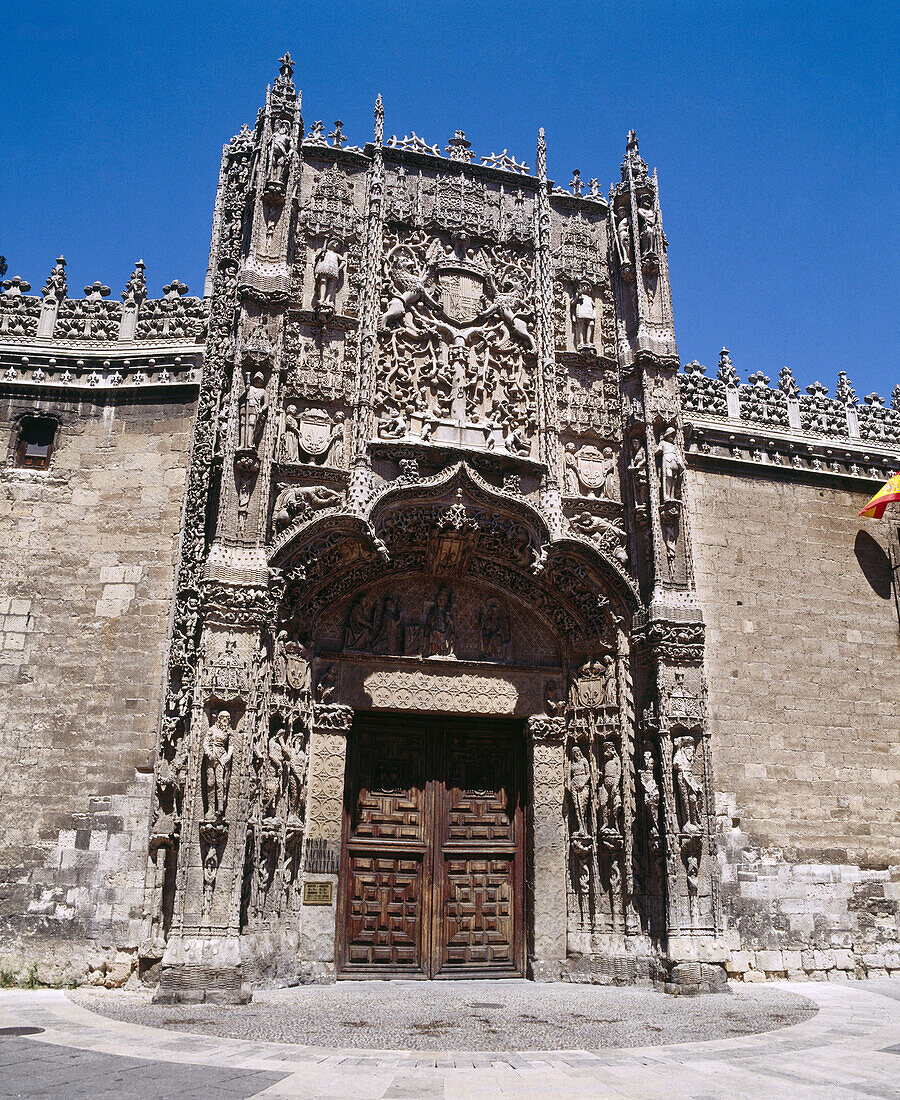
[
  {"left": 268, "top": 118, "right": 292, "bottom": 184},
  {"left": 673, "top": 735, "right": 703, "bottom": 833},
  {"left": 563, "top": 442, "right": 580, "bottom": 495},
  {"left": 571, "top": 282, "right": 596, "bottom": 350},
  {"left": 628, "top": 437, "right": 649, "bottom": 508},
  {"left": 344, "top": 596, "right": 375, "bottom": 652},
  {"left": 600, "top": 447, "right": 618, "bottom": 500},
  {"left": 285, "top": 737, "right": 308, "bottom": 821},
  {"left": 544, "top": 679, "right": 565, "bottom": 716},
  {"left": 638, "top": 749, "right": 660, "bottom": 841},
  {"left": 479, "top": 599, "right": 510, "bottom": 661},
  {"left": 273, "top": 630, "right": 288, "bottom": 686},
  {"left": 569, "top": 744, "right": 591, "bottom": 837},
  {"left": 686, "top": 852, "right": 700, "bottom": 897},
  {"left": 280, "top": 404, "right": 300, "bottom": 462},
  {"left": 371, "top": 596, "right": 403, "bottom": 655},
  {"left": 261, "top": 727, "right": 286, "bottom": 818},
  {"left": 423, "top": 586, "right": 456, "bottom": 658},
  {"left": 203, "top": 711, "right": 234, "bottom": 819},
  {"left": 637, "top": 194, "right": 658, "bottom": 258},
  {"left": 201, "top": 848, "right": 218, "bottom": 915},
  {"left": 312, "top": 238, "right": 345, "bottom": 311},
  {"left": 238, "top": 372, "right": 269, "bottom": 451},
  {"left": 615, "top": 212, "right": 633, "bottom": 267},
  {"left": 656, "top": 427, "right": 685, "bottom": 505},
  {"left": 256, "top": 852, "right": 274, "bottom": 917},
  {"left": 598, "top": 742, "right": 622, "bottom": 833}
]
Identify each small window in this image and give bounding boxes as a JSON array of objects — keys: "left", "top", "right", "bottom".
[{"left": 15, "top": 416, "right": 57, "bottom": 470}]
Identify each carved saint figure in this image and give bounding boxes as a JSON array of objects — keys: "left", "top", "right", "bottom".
[
  {"left": 616, "top": 212, "right": 633, "bottom": 266},
  {"left": 280, "top": 404, "right": 300, "bottom": 462},
  {"left": 203, "top": 711, "right": 234, "bottom": 819},
  {"left": 312, "top": 238, "right": 345, "bottom": 310},
  {"left": 285, "top": 739, "right": 308, "bottom": 821},
  {"left": 316, "top": 663, "right": 337, "bottom": 703},
  {"left": 479, "top": 599, "right": 510, "bottom": 661},
  {"left": 637, "top": 194, "right": 658, "bottom": 257},
  {"left": 569, "top": 744, "right": 591, "bottom": 837},
  {"left": 372, "top": 595, "right": 403, "bottom": 655},
  {"left": 201, "top": 848, "right": 218, "bottom": 914},
  {"left": 598, "top": 742, "right": 622, "bottom": 833},
  {"left": 571, "top": 282, "right": 596, "bottom": 349},
  {"left": 628, "top": 437, "right": 649, "bottom": 507},
  {"left": 239, "top": 372, "right": 269, "bottom": 451},
  {"left": 563, "top": 442, "right": 580, "bottom": 496},
  {"left": 345, "top": 596, "right": 375, "bottom": 652},
  {"left": 638, "top": 749, "right": 660, "bottom": 840},
  {"left": 673, "top": 736, "right": 703, "bottom": 833},
  {"left": 423, "top": 586, "right": 456, "bottom": 658},
  {"left": 268, "top": 119, "right": 292, "bottom": 183},
  {"left": 655, "top": 427, "right": 685, "bottom": 504}
]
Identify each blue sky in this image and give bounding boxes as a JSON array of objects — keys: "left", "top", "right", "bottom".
[{"left": 2, "top": 1, "right": 897, "bottom": 397}]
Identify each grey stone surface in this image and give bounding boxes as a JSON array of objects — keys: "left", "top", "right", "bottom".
[{"left": 71, "top": 980, "right": 816, "bottom": 1051}]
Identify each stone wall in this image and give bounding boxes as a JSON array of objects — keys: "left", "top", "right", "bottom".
[
  {"left": 0, "top": 391, "right": 195, "bottom": 985},
  {"left": 690, "top": 466, "right": 900, "bottom": 980}
]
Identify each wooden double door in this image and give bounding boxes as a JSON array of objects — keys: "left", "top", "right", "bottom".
[{"left": 337, "top": 712, "right": 525, "bottom": 978}]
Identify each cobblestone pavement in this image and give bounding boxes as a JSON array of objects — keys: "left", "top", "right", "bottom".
[
  {"left": 1, "top": 979, "right": 899, "bottom": 1098},
  {"left": 71, "top": 980, "right": 816, "bottom": 1051}
]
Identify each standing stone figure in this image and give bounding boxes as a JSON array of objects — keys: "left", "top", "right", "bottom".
[
  {"left": 312, "top": 239, "right": 345, "bottom": 310},
  {"left": 616, "top": 213, "right": 633, "bottom": 266},
  {"left": 628, "top": 437, "right": 649, "bottom": 508},
  {"left": 479, "top": 599, "right": 510, "bottom": 661},
  {"left": 201, "top": 848, "right": 218, "bottom": 914},
  {"left": 569, "top": 744, "right": 591, "bottom": 837},
  {"left": 637, "top": 194, "right": 658, "bottom": 257},
  {"left": 203, "top": 710, "right": 234, "bottom": 819},
  {"left": 268, "top": 119, "right": 292, "bottom": 184},
  {"left": 281, "top": 403, "right": 300, "bottom": 462},
  {"left": 563, "top": 442, "right": 580, "bottom": 496},
  {"left": 655, "top": 427, "right": 685, "bottom": 504},
  {"left": 673, "top": 736, "right": 703, "bottom": 833},
  {"left": 598, "top": 742, "right": 622, "bottom": 833},
  {"left": 423, "top": 586, "right": 456, "bottom": 658},
  {"left": 638, "top": 749, "right": 660, "bottom": 840},
  {"left": 239, "top": 372, "right": 269, "bottom": 451},
  {"left": 571, "top": 282, "right": 596, "bottom": 349}
]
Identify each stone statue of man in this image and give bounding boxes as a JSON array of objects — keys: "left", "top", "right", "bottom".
[
  {"left": 598, "top": 742, "right": 622, "bottom": 832},
  {"left": 268, "top": 119, "right": 292, "bottom": 183},
  {"left": 673, "top": 736, "right": 703, "bottom": 832},
  {"left": 239, "top": 372, "right": 269, "bottom": 451},
  {"left": 655, "top": 427, "right": 685, "bottom": 504},
  {"left": 569, "top": 744, "right": 591, "bottom": 837},
  {"left": 312, "top": 239, "right": 345, "bottom": 310},
  {"left": 203, "top": 710, "right": 234, "bottom": 819},
  {"left": 572, "top": 282, "right": 596, "bottom": 349}
]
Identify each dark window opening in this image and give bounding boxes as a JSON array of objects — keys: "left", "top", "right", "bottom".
[{"left": 15, "top": 416, "right": 57, "bottom": 469}]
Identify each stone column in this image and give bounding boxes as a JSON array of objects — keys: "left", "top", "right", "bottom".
[
  {"left": 526, "top": 715, "right": 567, "bottom": 981},
  {"left": 299, "top": 703, "right": 352, "bottom": 982}
]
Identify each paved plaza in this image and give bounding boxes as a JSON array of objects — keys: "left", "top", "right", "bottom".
[{"left": 1, "top": 979, "right": 899, "bottom": 1098}]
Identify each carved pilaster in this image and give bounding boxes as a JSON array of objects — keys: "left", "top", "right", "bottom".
[{"left": 526, "top": 714, "right": 567, "bottom": 980}]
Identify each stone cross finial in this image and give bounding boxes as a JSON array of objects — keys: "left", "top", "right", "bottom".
[{"left": 329, "top": 121, "right": 346, "bottom": 148}]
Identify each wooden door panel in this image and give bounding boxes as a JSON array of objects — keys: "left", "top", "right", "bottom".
[
  {"left": 344, "top": 854, "right": 425, "bottom": 970},
  {"left": 339, "top": 714, "right": 524, "bottom": 979},
  {"left": 438, "top": 857, "right": 516, "bottom": 971}
]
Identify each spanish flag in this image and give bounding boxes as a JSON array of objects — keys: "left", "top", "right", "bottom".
[{"left": 858, "top": 471, "right": 900, "bottom": 518}]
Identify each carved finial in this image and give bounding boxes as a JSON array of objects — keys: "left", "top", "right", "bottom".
[
  {"left": 621, "top": 129, "right": 649, "bottom": 182},
  {"left": 537, "top": 128, "right": 547, "bottom": 181},
  {"left": 835, "top": 370, "right": 858, "bottom": 405},
  {"left": 570, "top": 169, "right": 583, "bottom": 196},
  {"left": 374, "top": 94, "right": 384, "bottom": 144},
  {"left": 892, "top": 384, "right": 900, "bottom": 411},
  {"left": 122, "top": 259, "right": 147, "bottom": 304},
  {"left": 329, "top": 120, "right": 346, "bottom": 148},
  {"left": 717, "top": 347, "right": 738, "bottom": 386},
  {"left": 778, "top": 365, "right": 799, "bottom": 398},
  {"left": 445, "top": 130, "right": 474, "bottom": 162},
  {"left": 278, "top": 53, "right": 294, "bottom": 79},
  {"left": 42, "top": 256, "right": 67, "bottom": 301}
]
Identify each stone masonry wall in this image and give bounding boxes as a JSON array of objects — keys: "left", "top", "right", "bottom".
[
  {"left": 690, "top": 466, "right": 900, "bottom": 981},
  {"left": 0, "top": 392, "right": 195, "bottom": 985}
]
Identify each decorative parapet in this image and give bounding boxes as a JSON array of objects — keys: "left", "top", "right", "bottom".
[
  {"left": 680, "top": 352, "right": 900, "bottom": 482},
  {"left": 0, "top": 259, "right": 208, "bottom": 345}
]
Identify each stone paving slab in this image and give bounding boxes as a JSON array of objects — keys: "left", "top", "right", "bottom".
[{"left": 0, "top": 981, "right": 898, "bottom": 1097}]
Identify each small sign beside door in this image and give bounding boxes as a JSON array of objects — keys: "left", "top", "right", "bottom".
[{"left": 303, "top": 880, "right": 334, "bottom": 906}]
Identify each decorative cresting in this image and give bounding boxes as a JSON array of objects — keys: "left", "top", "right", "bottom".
[{"left": 143, "top": 55, "right": 724, "bottom": 999}]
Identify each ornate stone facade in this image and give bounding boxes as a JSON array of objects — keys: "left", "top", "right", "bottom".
[{"left": 0, "top": 56, "right": 898, "bottom": 996}]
